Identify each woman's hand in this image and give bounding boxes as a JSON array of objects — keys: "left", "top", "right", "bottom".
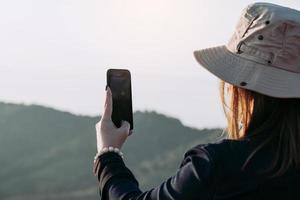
[{"left": 95, "top": 86, "right": 133, "bottom": 152}]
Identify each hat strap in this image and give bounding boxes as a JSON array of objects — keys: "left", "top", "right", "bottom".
[{"left": 238, "top": 42, "right": 274, "bottom": 64}]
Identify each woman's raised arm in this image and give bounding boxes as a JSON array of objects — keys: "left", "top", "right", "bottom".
[{"left": 93, "top": 144, "right": 215, "bottom": 200}]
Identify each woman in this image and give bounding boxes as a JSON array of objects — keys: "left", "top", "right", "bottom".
[{"left": 94, "top": 2, "right": 300, "bottom": 199}]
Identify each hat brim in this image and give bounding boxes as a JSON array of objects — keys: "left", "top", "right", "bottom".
[{"left": 194, "top": 45, "right": 300, "bottom": 98}]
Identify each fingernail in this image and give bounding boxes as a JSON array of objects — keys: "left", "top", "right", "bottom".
[{"left": 122, "top": 120, "right": 129, "bottom": 126}]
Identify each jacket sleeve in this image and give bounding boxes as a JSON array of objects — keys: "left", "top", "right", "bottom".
[{"left": 93, "top": 144, "right": 215, "bottom": 200}]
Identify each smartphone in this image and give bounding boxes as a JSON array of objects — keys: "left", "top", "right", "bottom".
[{"left": 106, "top": 69, "right": 133, "bottom": 130}]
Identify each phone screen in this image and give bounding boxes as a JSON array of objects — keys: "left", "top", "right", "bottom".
[{"left": 106, "top": 69, "right": 133, "bottom": 130}]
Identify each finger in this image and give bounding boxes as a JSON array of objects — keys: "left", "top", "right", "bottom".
[
  {"left": 120, "top": 120, "right": 130, "bottom": 135},
  {"left": 128, "top": 130, "right": 133, "bottom": 136},
  {"left": 102, "top": 87, "right": 113, "bottom": 120},
  {"left": 95, "top": 122, "right": 100, "bottom": 132}
]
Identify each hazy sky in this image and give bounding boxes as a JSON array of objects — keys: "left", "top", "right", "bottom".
[{"left": 0, "top": 0, "right": 299, "bottom": 129}]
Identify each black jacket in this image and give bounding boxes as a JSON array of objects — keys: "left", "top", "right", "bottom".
[{"left": 93, "top": 138, "right": 300, "bottom": 200}]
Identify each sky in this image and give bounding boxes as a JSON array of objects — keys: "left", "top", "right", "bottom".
[{"left": 0, "top": 0, "right": 299, "bottom": 129}]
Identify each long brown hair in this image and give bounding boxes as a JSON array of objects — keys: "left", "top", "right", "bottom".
[{"left": 220, "top": 80, "right": 300, "bottom": 176}]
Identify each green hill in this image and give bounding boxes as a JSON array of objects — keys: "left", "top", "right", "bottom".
[{"left": 0, "top": 102, "right": 223, "bottom": 200}]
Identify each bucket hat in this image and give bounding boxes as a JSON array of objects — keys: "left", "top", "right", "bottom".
[{"left": 194, "top": 2, "right": 300, "bottom": 98}]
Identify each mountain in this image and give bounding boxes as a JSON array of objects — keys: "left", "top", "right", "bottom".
[{"left": 0, "top": 102, "right": 223, "bottom": 200}]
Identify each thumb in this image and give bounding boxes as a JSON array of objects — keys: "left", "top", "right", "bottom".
[{"left": 120, "top": 120, "right": 130, "bottom": 135}]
